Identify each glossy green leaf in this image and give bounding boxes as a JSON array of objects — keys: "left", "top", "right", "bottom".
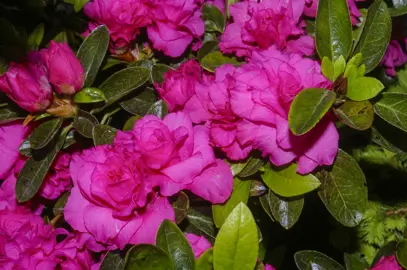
[
  {"left": 74, "top": 88, "right": 106, "bottom": 103},
  {"left": 288, "top": 88, "right": 336, "bottom": 135},
  {"left": 172, "top": 192, "right": 189, "bottom": 224},
  {"left": 344, "top": 253, "right": 369, "bottom": 270},
  {"left": 53, "top": 191, "right": 70, "bottom": 216},
  {"left": 73, "top": 110, "right": 99, "bottom": 138},
  {"left": 264, "top": 191, "right": 303, "bottom": 229},
  {"left": 125, "top": 244, "right": 174, "bottom": 270},
  {"left": 321, "top": 57, "right": 334, "bottom": 80},
  {"left": 92, "top": 124, "right": 117, "bottom": 146},
  {"left": 202, "top": 4, "right": 225, "bottom": 33},
  {"left": 19, "top": 137, "right": 32, "bottom": 157},
  {"left": 238, "top": 157, "right": 265, "bottom": 178},
  {"left": 28, "top": 23, "right": 44, "bottom": 50},
  {"left": 30, "top": 118, "right": 63, "bottom": 150},
  {"left": 123, "top": 115, "right": 141, "bottom": 131},
  {"left": 259, "top": 194, "right": 275, "bottom": 221},
  {"left": 262, "top": 163, "right": 321, "bottom": 197},
  {"left": 213, "top": 203, "right": 258, "bottom": 270},
  {"left": 186, "top": 208, "right": 216, "bottom": 240},
  {"left": 294, "top": 250, "right": 345, "bottom": 270},
  {"left": 156, "top": 220, "right": 195, "bottom": 270},
  {"left": 389, "top": 6, "right": 407, "bottom": 16},
  {"left": 213, "top": 178, "right": 251, "bottom": 228},
  {"left": 16, "top": 126, "right": 70, "bottom": 202},
  {"left": 0, "top": 106, "right": 25, "bottom": 124},
  {"left": 347, "top": 77, "right": 384, "bottom": 101},
  {"left": 147, "top": 100, "right": 168, "bottom": 119},
  {"left": 396, "top": 240, "right": 407, "bottom": 268},
  {"left": 198, "top": 41, "right": 219, "bottom": 60},
  {"left": 317, "top": 149, "right": 367, "bottom": 227},
  {"left": 333, "top": 100, "right": 374, "bottom": 130},
  {"left": 374, "top": 93, "right": 407, "bottom": 133},
  {"left": 315, "top": 0, "right": 352, "bottom": 60},
  {"left": 352, "top": 9, "right": 367, "bottom": 51},
  {"left": 151, "top": 64, "right": 172, "bottom": 84},
  {"left": 249, "top": 180, "right": 268, "bottom": 197},
  {"left": 120, "top": 88, "right": 157, "bottom": 116},
  {"left": 353, "top": 0, "right": 391, "bottom": 73},
  {"left": 77, "top": 25, "right": 109, "bottom": 87},
  {"left": 100, "top": 250, "right": 125, "bottom": 270},
  {"left": 200, "top": 51, "right": 240, "bottom": 72},
  {"left": 63, "top": 129, "right": 76, "bottom": 149},
  {"left": 100, "top": 67, "right": 150, "bottom": 106},
  {"left": 334, "top": 56, "right": 346, "bottom": 81},
  {"left": 196, "top": 248, "right": 213, "bottom": 270},
  {"left": 65, "top": 0, "right": 89, "bottom": 12}
]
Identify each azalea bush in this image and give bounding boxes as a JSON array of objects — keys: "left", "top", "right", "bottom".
[{"left": 1, "top": 0, "right": 407, "bottom": 269}]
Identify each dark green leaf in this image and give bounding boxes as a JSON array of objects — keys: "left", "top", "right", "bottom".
[
  {"left": 226, "top": 0, "right": 238, "bottom": 18},
  {"left": 19, "top": 138, "right": 32, "bottom": 157},
  {"left": 156, "top": 220, "right": 195, "bottom": 270},
  {"left": 151, "top": 64, "right": 172, "bottom": 84},
  {"left": 262, "top": 163, "right": 321, "bottom": 197},
  {"left": 77, "top": 25, "right": 110, "bottom": 87},
  {"left": 120, "top": 88, "right": 157, "bottom": 116},
  {"left": 74, "top": 88, "right": 106, "bottom": 103},
  {"left": 130, "top": 59, "right": 154, "bottom": 70},
  {"left": 65, "top": 0, "right": 89, "bottom": 12},
  {"left": 371, "top": 241, "right": 398, "bottom": 266},
  {"left": 30, "top": 118, "right": 63, "bottom": 150},
  {"left": 186, "top": 208, "right": 216, "bottom": 240},
  {"left": 238, "top": 157, "right": 265, "bottom": 178},
  {"left": 28, "top": 23, "right": 44, "bottom": 50},
  {"left": 374, "top": 93, "right": 407, "bottom": 133},
  {"left": 202, "top": 4, "right": 225, "bottom": 33},
  {"left": 396, "top": 240, "right": 407, "bottom": 268},
  {"left": 172, "top": 192, "right": 189, "bottom": 224},
  {"left": 294, "top": 250, "right": 345, "bottom": 270},
  {"left": 102, "top": 58, "right": 127, "bottom": 70},
  {"left": 125, "top": 244, "right": 174, "bottom": 270},
  {"left": 249, "top": 180, "right": 267, "bottom": 197},
  {"left": 200, "top": 51, "right": 240, "bottom": 72},
  {"left": 196, "top": 248, "right": 213, "bottom": 270},
  {"left": 315, "top": 0, "right": 352, "bottom": 60},
  {"left": 353, "top": 0, "right": 391, "bottom": 73},
  {"left": 389, "top": 6, "right": 407, "bottom": 16},
  {"left": 92, "top": 124, "right": 117, "bottom": 146},
  {"left": 333, "top": 100, "right": 374, "bottom": 130},
  {"left": 370, "top": 127, "right": 403, "bottom": 154},
  {"left": 147, "top": 100, "right": 168, "bottom": 119},
  {"left": 344, "top": 253, "right": 369, "bottom": 270},
  {"left": 100, "top": 250, "right": 125, "bottom": 270},
  {"left": 259, "top": 194, "right": 275, "bottom": 221},
  {"left": 213, "top": 203, "right": 258, "bottom": 270},
  {"left": 352, "top": 9, "right": 367, "bottom": 51},
  {"left": 63, "top": 129, "right": 76, "bottom": 149},
  {"left": 347, "top": 77, "right": 384, "bottom": 101},
  {"left": 73, "top": 110, "right": 99, "bottom": 138},
  {"left": 53, "top": 191, "right": 71, "bottom": 216},
  {"left": 0, "top": 107, "right": 25, "bottom": 124},
  {"left": 212, "top": 178, "right": 251, "bottom": 228},
  {"left": 288, "top": 88, "right": 336, "bottom": 135},
  {"left": 317, "top": 149, "right": 367, "bottom": 227},
  {"left": 198, "top": 41, "right": 219, "bottom": 61},
  {"left": 123, "top": 115, "right": 141, "bottom": 131},
  {"left": 265, "top": 191, "right": 303, "bottom": 229}
]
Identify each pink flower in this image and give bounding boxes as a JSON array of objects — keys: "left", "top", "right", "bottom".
[
  {"left": 265, "top": 264, "right": 276, "bottom": 270},
  {"left": 155, "top": 60, "right": 201, "bottom": 111},
  {"left": 64, "top": 144, "right": 175, "bottom": 250},
  {"left": 147, "top": 0, "right": 205, "bottom": 57},
  {"left": 84, "top": 0, "right": 151, "bottom": 53},
  {"left": 381, "top": 40, "right": 407, "bottom": 77},
  {"left": 220, "top": 0, "right": 314, "bottom": 58},
  {"left": 115, "top": 112, "right": 234, "bottom": 203},
  {"left": 229, "top": 48, "right": 338, "bottom": 174},
  {"left": 41, "top": 41, "right": 84, "bottom": 95},
  {"left": 0, "top": 54, "right": 53, "bottom": 112},
  {"left": 371, "top": 255, "right": 402, "bottom": 270},
  {"left": 185, "top": 233, "right": 212, "bottom": 259},
  {"left": 205, "top": 0, "right": 225, "bottom": 13}
]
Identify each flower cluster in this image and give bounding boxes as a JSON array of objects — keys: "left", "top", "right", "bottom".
[{"left": 381, "top": 39, "right": 407, "bottom": 76}]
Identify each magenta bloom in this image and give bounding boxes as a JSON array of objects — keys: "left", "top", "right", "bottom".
[
  {"left": 220, "top": 0, "right": 314, "bottom": 58},
  {"left": 84, "top": 0, "right": 151, "bottom": 53},
  {"left": 155, "top": 60, "right": 201, "bottom": 111},
  {"left": 185, "top": 233, "right": 212, "bottom": 259},
  {"left": 147, "top": 0, "right": 205, "bottom": 57},
  {"left": 115, "top": 112, "right": 233, "bottom": 203},
  {"left": 381, "top": 40, "right": 407, "bottom": 77},
  {"left": 0, "top": 55, "right": 53, "bottom": 112},
  {"left": 371, "top": 255, "right": 402, "bottom": 270},
  {"left": 41, "top": 41, "right": 84, "bottom": 95},
  {"left": 229, "top": 48, "right": 338, "bottom": 174},
  {"left": 265, "top": 264, "right": 276, "bottom": 270}
]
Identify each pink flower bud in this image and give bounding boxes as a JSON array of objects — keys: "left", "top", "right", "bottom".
[{"left": 41, "top": 41, "right": 85, "bottom": 95}]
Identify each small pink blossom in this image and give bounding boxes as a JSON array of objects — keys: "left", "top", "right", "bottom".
[
  {"left": 381, "top": 40, "right": 407, "bottom": 77},
  {"left": 185, "top": 233, "right": 212, "bottom": 259},
  {"left": 371, "top": 255, "right": 402, "bottom": 270},
  {"left": 265, "top": 264, "right": 276, "bottom": 270}
]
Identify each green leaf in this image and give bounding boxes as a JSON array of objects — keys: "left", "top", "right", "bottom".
[
  {"left": 333, "top": 100, "right": 374, "bottom": 130},
  {"left": 212, "top": 178, "right": 251, "bottom": 228},
  {"left": 262, "top": 191, "right": 304, "bottom": 229},
  {"left": 389, "top": 6, "right": 407, "bottom": 16},
  {"left": 202, "top": 4, "right": 225, "bottom": 33},
  {"left": 198, "top": 40, "right": 219, "bottom": 61},
  {"left": 0, "top": 106, "right": 25, "bottom": 124},
  {"left": 226, "top": 0, "right": 238, "bottom": 18},
  {"left": 347, "top": 77, "right": 384, "bottom": 101},
  {"left": 19, "top": 137, "right": 32, "bottom": 157},
  {"left": 353, "top": 0, "right": 391, "bottom": 73},
  {"left": 213, "top": 203, "right": 258, "bottom": 270},
  {"left": 73, "top": 110, "right": 99, "bottom": 138},
  {"left": 125, "top": 244, "right": 174, "bottom": 270},
  {"left": 259, "top": 194, "right": 275, "bottom": 222},
  {"left": 151, "top": 64, "right": 172, "bottom": 84},
  {"left": 317, "top": 149, "right": 367, "bottom": 227},
  {"left": 77, "top": 25, "right": 109, "bottom": 87},
  {"left": 100, "top": 250, "right": 125, "bottom": 270},
  {"left": 196, "top": 248, "right": 213, "bottom": 270},
  {"left": 396, "top": 239, "right": 407, "bottom": 268},
  {"left": 288, "top": 88, "right": 336, "bottom": 135},
  {"left": 29, "top": 118, "right": 63, "bottom": 150},
  {"left": 352, "top": 9, "right": 367, "bottom": 51},
  {"left": 334, "top": 56, "right": 346, "bottom": 81},
  {"left": 92, "top": 124, "right": 117, "bottom": 146},
  {"left": 344, "top": 253, "right": 369, "bottom": 270},
  {"left": 53, "top": 191, "right": 70, "bottom": 216},
  {"left": 186, "top": 208, "right": 216, "bottom": 240},
  {"left": 370, "top": 127, "right": 403, "bottom": 154},
  {"left": 294, "top": 250, "right": 345, "bottom": 270},
  {"left": 147, "top": 100, "right": 168, "bottom": 119},
  {"left": 374, "top": 93, "right": 407, "bottom": 133},
  {"left": 315, "top": 0, "right": 352, "bottom": 60},
  {"left": 28, "top": 23, "right": 44, "bottom": 50},
  {"left": 238, "top": 157, "right": 265, "bottom": 178},
  {"left": 123, "top": 115, "right": 141, "bottom": 131},
  {"left": 65, "top": 0, "right": 89, "bottom": 12},
  {"left": 200, "top": 51, "right": 240, "bottom": 72},
  {"left": 249, "top": 180, "right": 267, "bottom": 197},
  {"left": 156, "top": 220, "right": 195, "bottom": 270},
  {"left": 100, "top": 67, "right": 150, "bottom": 106},
  {"left": 321, "top": 57, "right": 334, "bottom": 80},
  {"left": 371, "top": 241, "right": 398, "bottom": 266},
  {"left": 74, "top": 88, "right": 106, "bottom": 103},
  {"left": 16, "top": 126, "right": 70, "bottom": 202},
  {"left": 172, "top": 192, "right": 189, "bottom": 224},
  {"left": 262, "top": 163, "right": 321, "bottom": 197},
  {"left": 120, "top": 88, "right": 157, "bottom": 116},
  {"left": 53, "top": 31, "right": 68, "bottom": 43}
]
